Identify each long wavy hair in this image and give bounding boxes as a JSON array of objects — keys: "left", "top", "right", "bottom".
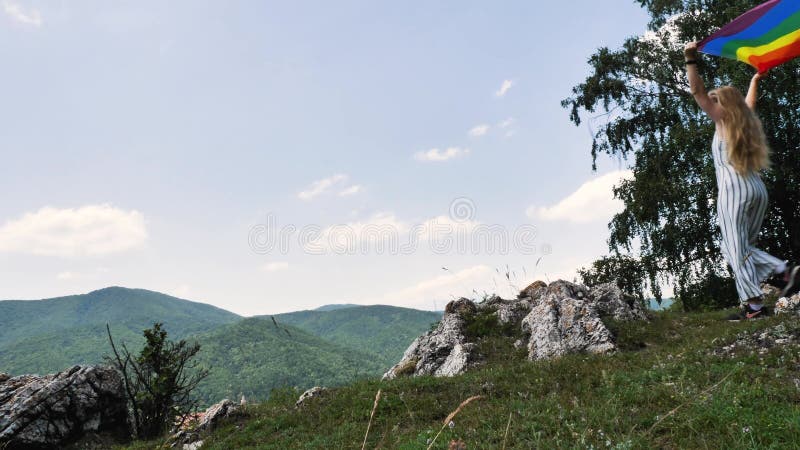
[{"left": 708, "top": 86, "right": 770, "bottom": 174}]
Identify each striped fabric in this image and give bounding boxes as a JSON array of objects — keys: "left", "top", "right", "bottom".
[
  {"left": 699, "top": 0, "right": 800, "bottom": 72},
  {"left": 712, "top": 132, "right": 785, "bottom": 301}
]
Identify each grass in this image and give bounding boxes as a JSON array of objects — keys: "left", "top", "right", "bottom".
[{"left": 119, "top": 309, "right": 800, "bottom": 449}]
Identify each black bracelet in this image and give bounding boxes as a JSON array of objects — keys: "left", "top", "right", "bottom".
[{"left": 685, "top": 60, "right": 698, "bottom": 65}]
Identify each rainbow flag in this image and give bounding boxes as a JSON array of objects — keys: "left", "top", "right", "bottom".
[{"left": 699, "top": 0, "right": 800, "bottom": 72}]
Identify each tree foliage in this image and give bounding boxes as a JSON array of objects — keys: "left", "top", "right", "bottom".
[
  {"left": 107, "top": 322, "right": 209, "bottom": 439},
  {"left": 577, "top": 254, "right": 649, "bottom": 301},
  {"left": 563, "top": 0, "right": 800, "bottom": 307}
]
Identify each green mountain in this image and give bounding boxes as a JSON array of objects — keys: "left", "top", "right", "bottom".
[
  {"left": 273, "top": 305, "right": 441, "bottom": 366},
  {"left": 0, "top": 288, "right": 440, "bottom": 405},
  {"left": 0, "top": 287, "right": 241, "bottom": 375},
  {"left": 193, "top": 317, "right": 385, "bottom": 405},
  {"left": 314, "top": 304, "right": 360, "bottom": 311}
]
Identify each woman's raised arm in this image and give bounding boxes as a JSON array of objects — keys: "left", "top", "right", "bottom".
[
  {"left": 745, "top": 71, "right": 767, "bottom": 111},
  {"left": 684, "top": 42, "right": 723, "bottom": 122}
]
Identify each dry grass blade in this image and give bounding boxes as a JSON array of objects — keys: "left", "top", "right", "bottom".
[
  {"left": 361, "top": 389, "right": 382, "bottom": 450},
  {"left": 501, "top": 411, "right": 513, "bottom": 449},
  {"left": 645, "top": 365, "right": 739, "bottom": 435},
  {"left": 426, "top": 395, "right": 484, "bottom": 450}
]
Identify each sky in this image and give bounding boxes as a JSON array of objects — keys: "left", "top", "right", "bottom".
[{"left": 0, "top": 0, "right": 652, "bottom": 315}]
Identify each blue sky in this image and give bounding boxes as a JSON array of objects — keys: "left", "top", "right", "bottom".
[{"left": 0, "top": 0, "right": 651, "bottom": 315}]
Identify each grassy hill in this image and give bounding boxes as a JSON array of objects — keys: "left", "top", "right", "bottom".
[
  {"left": 0, "top": 289, "right": 440, "bottom": 406},
  {"left": 125, "top": 309, "right": 800, "bottom": 449},
  {"left": 272, "top": 305, "right": 441, "bottom": 367},
  {"left": 0, "top": 287, "right": 241, "bottom": 376},
  {"left": 193, "top": 317, "right": 386, "bottom": 405}
]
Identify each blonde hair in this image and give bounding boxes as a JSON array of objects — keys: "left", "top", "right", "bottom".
[{"left": 708, "top": 86, "right": 770, "bottom": 174}]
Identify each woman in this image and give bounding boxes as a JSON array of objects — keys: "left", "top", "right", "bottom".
[{"left": 684, "top": 41, "right": 799, "bottom": 319}]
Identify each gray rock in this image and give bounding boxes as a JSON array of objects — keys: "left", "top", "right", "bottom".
[
  {"left": 197, "top": 399, "right": 236, "bottom": 431},
  {"left": 384, "top": 280, "right": 648, "bottom": 378},
  {"left": 776, "top": 294, "right": 800, "bottom": 316},
  {"left": 172, "top": 399, "right": 238, "bottom": 449},
  {"left": 434, "top": 343, "right": 476, "bottom": 377},
  {"left": 519, "top": 280, "right": 548, "bottom": 300},
  {"left": 295, "top": 387, "right": 327, "bottom": 407},
  {"left": 183, "top": 440, "right": 204, "bottom": 450},
  {"left": 0, "top": 365, "right": 129, "bottom": 449},
  {"left": 492, "top": 299, "right": 532, "bottom": 325},
  {"left": 762, "top": 283, "right": 781, "bottom": 297},
  {"left": 383, "top": 298, "right": 475, "bottom": 379},
  {"left": 521, "top": 283, "right": 616, "bottom": 360},
  {"left": 589, "top": 283, "right": 649, "bottom": 322}
]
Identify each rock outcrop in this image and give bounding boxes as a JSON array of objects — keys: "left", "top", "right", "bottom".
[
  {"left": 0, "top": 365, "right": 129, "bottom": 449},
  {"left": 173, "top": 399, "right": 239, "bottom": 450},
  {"left": 384, "top": 280, "right": 649, "bottom": 379},
  {"left": 589, "top": 283, "right": 649, "bottom": 322},
  {"left": 776, "top": 294, "right": 800, "bottom": 316},
  {"left": 383, "top": 298, "right": 477, "bottom": 380},
  {"left": 521, "top": 281, "right": 616, "bottom": 360},
  {"left": 295, "top": 387, "right": 327, "bottom": 408}
]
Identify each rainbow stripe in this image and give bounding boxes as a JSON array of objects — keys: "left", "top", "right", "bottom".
[{"left": 699, "top": 0, "right": 800, "bottom": 72}]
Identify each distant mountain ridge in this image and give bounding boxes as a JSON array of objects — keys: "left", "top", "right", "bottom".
[
  {"left": 314, "top": 303, "right": 360, "bottom": 311},
  {"left": 273, "top": 305, "right": 441, "bottom": 367},
  {"left": 0, "top": 287, "right": 439, "bottom": 403},
  {"left": 0, "top": 287, "right": 242, "bottom": 376},
  {"left": 0, "top": 287, "right": 241, "bottom": 348}
]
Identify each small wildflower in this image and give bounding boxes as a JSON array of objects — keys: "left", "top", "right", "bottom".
[
  {"left": 448, "top": 420, "right": 455, "bottom": 429},
  {"left": 743, "top": 426, "right": 751, "bottom": 433}
]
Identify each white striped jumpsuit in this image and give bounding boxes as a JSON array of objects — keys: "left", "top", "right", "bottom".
[{"left": 712, "top": 131, "right": 785, "bottom": 302}]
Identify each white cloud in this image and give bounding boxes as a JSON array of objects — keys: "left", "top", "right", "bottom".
[
  {"left": 468, "top": 124, "right": 490, "bottom": 137},
  {"left": 378, "top": 265, "right": 495, "bottom": 308},
  {"left": 297, "top": 174, "right": 348, "bottom": 201},
  {"left": 498, "top": 117, "right": 515, "bottom": 129},
  {"left": 417, "top": 215, "right": 480, "bottom": 240},
  {"left": 527, "top": 170, "right": 633, "bottom": 223},
  {"left": 302, "top": 212, "right": 483, "bottom": 255},
  {"left": 2, "top": 1, "right": 41, "bottom": 26},
  {"left": 495, "top": 79, "right": 514, "bottom": 97},
  {"left": 413, "top": 147, "right": 469, "bottom": 162},
  {"left": 261, "top": 261, "right": 290, "bottom": 272},
  {"left": 0, "top": 205, "right": 148, "bottom": 257},
  {"left": 338, "top": 185, "right": 363, "bottom": 197}
]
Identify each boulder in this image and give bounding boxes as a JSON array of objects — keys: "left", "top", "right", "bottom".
[
  {"left": 295, "top": 387, "right": 327, "bottom": 407},
  {"left": 197, "top": 399, "right": 236, "bottom": 431},
  {"left": 172, "top": 399, "right": 238, "bottom": 449},
  {"left": 776, "top": 294, "right": 800, "bottom": 316},
  {"left": 589, "top": 283, "right": 649, "bottom": 322},
  {"left": 383, "top": 298, "right": 476, "bottom": 379},
  {"left": 519, "top": 280, "right": 547, "bottom": 300},
  {"left": 522, "top": 292, "right": 616, "bottom": 360},
  {"left": 0, "top": 365, "right": 129, "bottom": 449},
  {"left": 383, "top": 280, "right": 648, "bottom": 379},
  {"left": 520, "top": 281, "right": 646, "bottom": 360}
]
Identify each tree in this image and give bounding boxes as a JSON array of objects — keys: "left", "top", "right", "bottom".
[
  {"left": 107, "top": 323, "right": 209, "bottom": 439},
  {"left": 577, "top": 254, "right": 649, "bottom": 302},
  {"left": 563, "top": 0, "right": 800, "bottom": 307}
]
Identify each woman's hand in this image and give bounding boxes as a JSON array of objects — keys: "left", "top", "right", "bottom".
[
  {"left": 753, "top": 70, "right": 769, "bottom": 81},
  {"left": 684, "top": 41, "right": 699, "bottom": 59}
]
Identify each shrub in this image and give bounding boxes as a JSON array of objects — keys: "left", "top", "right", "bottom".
[{"left": 107, "top": 322, "right": 209, "bottom": 439}]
